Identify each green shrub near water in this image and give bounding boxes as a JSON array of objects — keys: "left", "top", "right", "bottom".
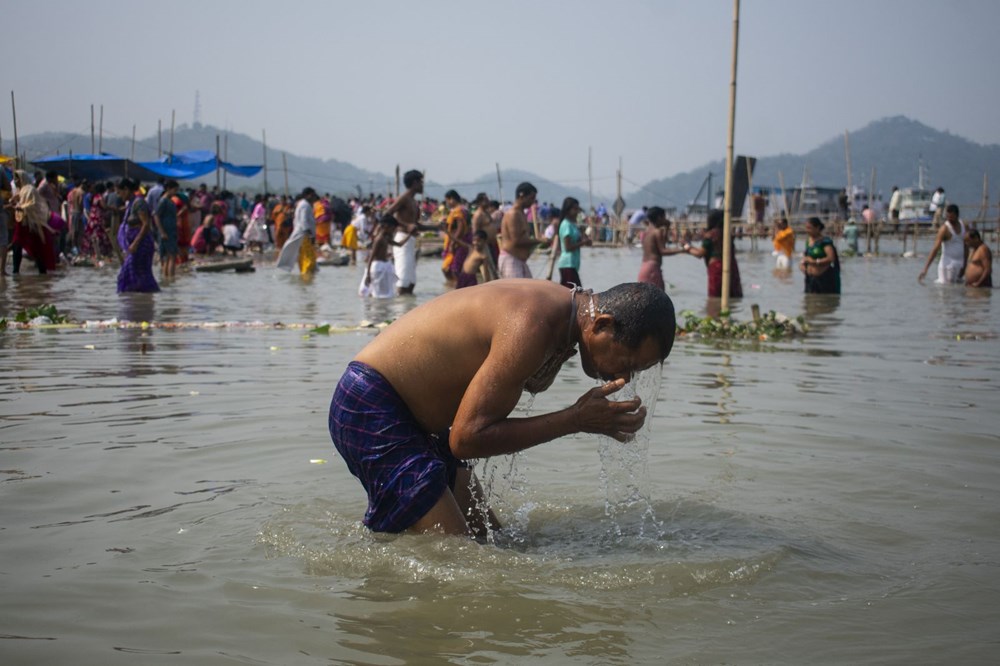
[
  {"left": 13, "top": 304, "right": 71, "bottom": 325},
  {"left": 677, "top": 309, "right": 807, "bottom": 341}
]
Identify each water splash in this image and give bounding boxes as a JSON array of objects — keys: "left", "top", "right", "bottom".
[{"left": 597, "top": 366, "right": 665, "bottom": 541}]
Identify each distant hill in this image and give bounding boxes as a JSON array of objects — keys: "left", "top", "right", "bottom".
[
  {"left": 12, "top": 116, "right": 998, "bottom": 212},
  {"left": 632, "top": 116, "right": 1000, "bottom": 213},
  {"left": 11, "top": 124, "right": 590, "bottom": 205}
]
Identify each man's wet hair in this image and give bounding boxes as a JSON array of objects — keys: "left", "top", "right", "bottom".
[
  {"left": 946, "top": 203, "right": 959, "bottom": 215},
  {"left": 403, "top": 170, "right": 423, "bottom": 189},
  {"left": 515, "top": 182, "right": 537, "bottom": 199},
  {"left": 444, "top": 189, "right": 460, "bottom": 201},
  {"left": 595, "top": 282, "right": 676, "bottom": 361},
  {"left": 967, "top": 228, "right": 981, "bottom": 241}
]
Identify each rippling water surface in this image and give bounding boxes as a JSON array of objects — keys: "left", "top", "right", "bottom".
[{"left": 2, "top": 241, "right": 998, "bottom": 664}]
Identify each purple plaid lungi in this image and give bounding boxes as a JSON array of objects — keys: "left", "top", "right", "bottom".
[{"left": 329, "top": 361, "right": 467, "bottom": 532}]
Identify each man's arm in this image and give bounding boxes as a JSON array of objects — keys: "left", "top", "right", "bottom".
[{"left": 447, "top": 324, "right": 645, "bottom": 459}]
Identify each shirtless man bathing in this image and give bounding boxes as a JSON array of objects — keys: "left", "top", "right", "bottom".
[
  {"left": 328, "top": 280, "right": 676, "bottom": 538},
  {"left": 499, "top": 181, "right": 545, "bottom": 278},
  {"left": 382, "top": 169, "right": 441, "bottom": 294}
]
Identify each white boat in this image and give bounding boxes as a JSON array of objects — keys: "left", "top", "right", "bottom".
[
  {"left": 898, "top": 188, "right": 933, "bottom": 224},
  {"left": 898, "top": 162, "right": 933, "bottom": 224}
]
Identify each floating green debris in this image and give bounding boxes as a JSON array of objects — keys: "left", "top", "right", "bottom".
[
  {"left": 310, "top": 323, "right": 332, "bottom": 335},
  {"left": 677, "top": 308, "right": 807, "bottom": 341},
  {"left": 14, "top": 304, "right": 71, "bottom": 325}
]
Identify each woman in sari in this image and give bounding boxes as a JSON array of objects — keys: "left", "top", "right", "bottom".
[
  {"left": 173, "top": 189, "right": 191, "bottom": 264},
  {"left": 80, "top": 182, "right": 115, "bottom": 261},
  {"left": 272, "top": 197, "right": 293, "bottom": 250},
  {"left": 115, "top": 178, "right": 159, "bottom": 293},
  {"left": 685, "top": 208, "right": 742, "bottom": 298},
  {"left": 10, "top": 173, "right": 57, "bottom": 274},
  {"left": 243, "top": 194, "right": 269, "bottom": 252},
  {"left": 800, "top": 216, "right": 840, "bottom": 294}
]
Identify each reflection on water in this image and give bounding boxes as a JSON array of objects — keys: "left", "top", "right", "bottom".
[{"left": 2, "top": 248, "right": 999, "bottom": 663}]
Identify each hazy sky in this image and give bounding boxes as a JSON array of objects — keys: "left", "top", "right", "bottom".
[{"left": 5, "top": 0, "right": 998, "bottom": 192}]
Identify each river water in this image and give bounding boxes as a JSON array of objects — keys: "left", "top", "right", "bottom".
[{"left": 1, "top": 240, "right": 998, "bottom": 665}]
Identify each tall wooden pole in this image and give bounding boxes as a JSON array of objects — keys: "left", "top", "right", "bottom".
[
  {"left": 262, "top": 130, "right": 268, "bottom": 194},
  {"left": 616, "top": 161, "right": 623, "bottom": 245},
  {"left": 282, "top": 151, "right": 289, "bottom": 197},
  {"left": 720, "top": 0, "right": 740, "bottom": 313},
  {"left": 11, "top": 91, "right": 19, "bottom": 169},
  {"left": 223, "top": 133, "right": 228, "bottom": 190},
  {"left": 495, "top": 163, "right": 503, "bottom": 203},
  {"left": 98, "top": 104, "right": 104, "bottom": 153},
  {"left": 588, "top": 146, "right": 594, "bottom": 215},
  {"left": 869, "top": 167, "right": 878, "bottom": 254},
  {"left": 844, "top": 130, "right": 852, "bottom": 215},
  {"left": 395, "top": 164, "right": 400, "bottom": 197},
  {"left": 131, "top": 125, "right": 136, "bottom": 161},
  {"left": 215, "top": 134, "right": 221, "bottom": 190},
  {"left": 778, "top": 171, "right": 790, "bottom": 222}
]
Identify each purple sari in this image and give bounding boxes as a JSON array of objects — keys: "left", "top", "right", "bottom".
[{"left": 117, "top": 198, "right": 160, "bottom": 293}]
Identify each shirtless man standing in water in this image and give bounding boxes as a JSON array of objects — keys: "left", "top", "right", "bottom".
[
  {"left": 964, "top": 229, "right": 993, "bottom": 288},
  {"left": 328, "top": 280, "right": 676, "bottom": 538},
  {"left": 499, "top": 182, "right": 544, "bottom": 278},
  {"left": 383, "top": 170, "right": 439, "bottom": 294}
]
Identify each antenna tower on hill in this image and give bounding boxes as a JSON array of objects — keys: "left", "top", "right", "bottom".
[{"left": 193, "top": 90, "right": 202, "bottom": 128}]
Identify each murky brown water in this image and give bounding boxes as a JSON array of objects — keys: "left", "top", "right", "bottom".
[{"left": 2, "top": 240, "right": 998, "bottom": 664}]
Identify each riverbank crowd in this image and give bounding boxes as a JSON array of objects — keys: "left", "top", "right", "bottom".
[{"left": 0, "top": 166, "right": 992, "bottom": 296}]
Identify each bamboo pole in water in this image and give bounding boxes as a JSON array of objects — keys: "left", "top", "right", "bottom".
[
  {"left": 216, "top": 135, "right": 221, "bottom": 190},
  {"left": 778, "top": 171, "right": 791, "bottom": 223},
  {"left": 11, "top": 91, "right": 19, "bottom": 169},
  {"left": 976, "top": 172, "right": 988, "bottom": 226},
  {"left": 588, "top": 146, "right": 593, "bottom": 215},
  {"left": 844, "top": 130, "right": 852, "bottom": 213},
  {"left": 282, "top": 152, "right": 289, "bottom": 197},
  {"left": 262, "top": 130, "right": 268, "bottom": 195},
  {"left": 98, "top": 105, "right": 104, "bottom": 153},
  {"left": 720, "top": 0, "right": 740, "bottom": 313},
  {"left": 869, "top": 167, "right": 878, "bottom": 254},
  {"left": 746, "top": 157, "right": 756, "bottom": 253},
  {"left": 615, "top": 165, "right": 623, "bottom": 245},
  {"left": 130, "top": 125, "right": 136, "bottom": 161}
]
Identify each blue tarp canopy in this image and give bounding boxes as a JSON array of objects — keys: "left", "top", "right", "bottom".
[
  {"left": 31, "top": 153, "right": 164, "bottom": 182},
  {"left": 31, "top": 151, "right": 262, "bottom": 182},
  {"left": 142, "top": 150, "right": 263, "bottom": 179}
]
